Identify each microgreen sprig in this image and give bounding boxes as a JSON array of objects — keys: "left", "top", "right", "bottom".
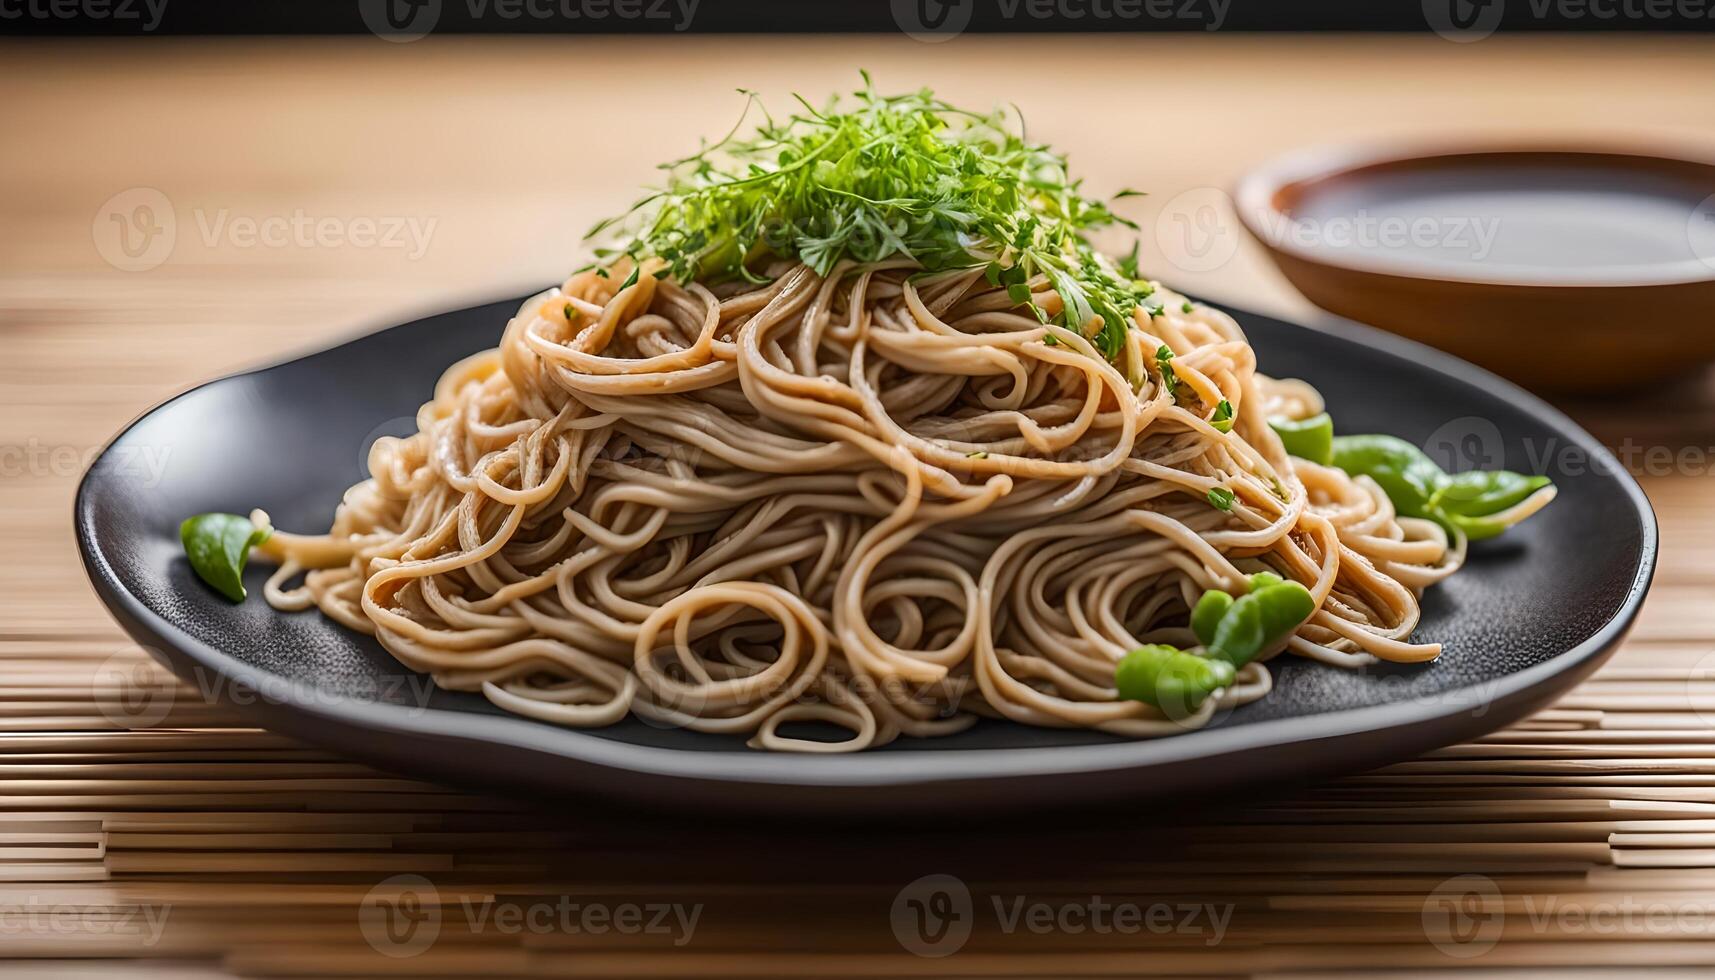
[{"left": 584, "top": 73, "right": 1154, "bottom": 362}]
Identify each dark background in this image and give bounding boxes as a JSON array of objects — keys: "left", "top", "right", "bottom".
[{"left": 4, "top": 0, "right": 1714, "bottom": 35}]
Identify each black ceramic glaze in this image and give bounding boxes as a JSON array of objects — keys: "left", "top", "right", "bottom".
[{"left": 75, "top": 294, "right": 1656, "bottom": 813}]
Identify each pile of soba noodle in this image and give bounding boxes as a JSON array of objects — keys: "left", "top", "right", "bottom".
[{"left": 256, "top": 254, "right": 1468, "bottom": 752}]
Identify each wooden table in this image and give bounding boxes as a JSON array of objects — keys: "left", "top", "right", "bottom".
[{"left": 4, "top": 34, "right": 1715, "bottom": 977}]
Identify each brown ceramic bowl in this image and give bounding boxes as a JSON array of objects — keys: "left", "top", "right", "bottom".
[{"left": 1235, "top": 141, "right": 1715, "bottom": 391}]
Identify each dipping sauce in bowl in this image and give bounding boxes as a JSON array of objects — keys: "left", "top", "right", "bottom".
[{"left": 1237, "top": 145, "right": 1715, "bottom": 390}]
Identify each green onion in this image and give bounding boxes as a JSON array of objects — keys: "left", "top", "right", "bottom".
[
  {"left": 1210, "top": 399, "right": 1234, "bottom": 433},
  {"left": 1207, "top": 486, "right": 1235, "bottom": 511},
  {"left": 1155, "top": 345, "right": 1182, "bottom": 402},
  {"left": 180, "top": 513, "right": 271, "bottom": 603}
]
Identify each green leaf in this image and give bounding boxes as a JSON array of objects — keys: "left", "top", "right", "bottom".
[
  {"left": 181, "top": 513, "right": 271, "bottom": 603},
  {"left": 1118, "top": 241, "right": 1141, "bottom": 280},
  {"left": 1268, "top": 413, "right": 1334, "bottom": 466}
]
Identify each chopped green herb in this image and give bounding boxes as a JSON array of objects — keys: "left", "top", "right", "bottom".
[
  {"left": 619, "top": 266, "right": 641, "bottom": 291},
  {"left": 1210, "top": 399, "right": 1234, "bottom": 433},
  {"left": 1154, "top": 345, "right": 1182, "bottom": 402},
  {"left": 585, "top": 73, "right": 1155, "bottom": 365},
  {"left": 1181, "top": 300, "right": 1194, "bottom": 314},
  {"left": 1207, "top": 486, "right": 1235, "bottom": 511},
  {"left": 1118, "top": 241, "right": 1142, "bottom": 281},
  {"left": 966, "top": 450, "right": 988, "bottom": 459},
  {"left": 563, "top": 302, "right": 579, "bottom": 323}
]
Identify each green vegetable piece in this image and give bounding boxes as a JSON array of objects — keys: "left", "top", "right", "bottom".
[
  {"left": 1114, "top": 644, "right": 1236, "bottom": 715},
  {"left": 1191, "top": 590, "right": 1232, "bottom": 647},
  {"left": 1329, "top": 434, "right": 1446, "bottom": 521},
  {"left": 1434, "top": 470, "right": 1554, "bottom": 541},
  {"left": 1433, "top": 470, "right": 1552, "bottom": 518},
  {"left": 1206, "top": 579, "right": 1316, "bottom": 667},
  {"left": 1246, "top": 571, "right": 1283, "bottom": 591},
  {"left": 1268, "top": 412, "right": 1334, "bottom": 465},
  {"left": 1207, "top": 486, "right": 1235, "bottom": 511},
  {"left": 181, "top": 513, "right": 271, "bottom": 603},
  {"left": 1210, "top": 399, "right": 1234, "bottom": 433},
  {"left": 1154, "top": 345, "right": 1181, "bottom": 402},
  {"left": 1329, "top": 435, "right": 1555, "bottom": 540}
]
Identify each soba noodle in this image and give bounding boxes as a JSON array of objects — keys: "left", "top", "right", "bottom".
[{"left": 255, "top": 257, "right": 1480, "bottom": 752}]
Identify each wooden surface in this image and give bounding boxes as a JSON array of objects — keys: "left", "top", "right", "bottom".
[{"left": 4, "top": 34, "right": 1715, "bottom": 977}]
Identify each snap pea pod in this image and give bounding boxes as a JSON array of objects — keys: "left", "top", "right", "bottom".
[
  {"left": 1114, "top": 644, "right": 1236, "bottom": 715},
  {"left": 1191, "top": 571, "right": 1315, "bottom": 667},
  {"left": 181, "top": 513, "right": 272, "bottom": 603},
  {"left": 1267, "top": 412, "right": 1334, "bottom": 465},
  {"left": 1330, "top": 434, "right": 1553, "bottom": 541},
  {"left": 1328, "top": 434, "right": 1447, "bottom": 521}
]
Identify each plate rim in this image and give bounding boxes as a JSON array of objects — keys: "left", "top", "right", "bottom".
[
  {"left": 1232, "top": 139, "right": 1715, "bottom": 288},
  {"left": 73, "top": 290, "right": 1660, "bottom": 790}
]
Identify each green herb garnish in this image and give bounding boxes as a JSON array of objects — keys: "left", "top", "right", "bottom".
[
  {"left": 1155, "top": 345, "right": 1182, "bottom": 402},
  {"left": 181, "top": 513, "right": 271, "bottom": 603},
  {"left": 585, "top": 73, "right": 1154, "bottom": 363},
  {"left": 1207, "top": 486, "right": 1235, "bottom": 511},
  {"left": 1210, "top": 399, "right": 1234, "bottom": 433}
]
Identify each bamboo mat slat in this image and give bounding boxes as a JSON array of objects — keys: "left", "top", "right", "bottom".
[{"left": 5, "top": 32, "right": 1715, "bottom": 980}]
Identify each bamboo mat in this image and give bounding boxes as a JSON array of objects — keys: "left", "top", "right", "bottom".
[{"left": 5, "top": 33, "right": 1715, "bottom": 978}]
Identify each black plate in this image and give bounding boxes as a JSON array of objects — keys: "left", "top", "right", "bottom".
[{"left": 76, "top": 293, "right": 1656, "bottom": 814}]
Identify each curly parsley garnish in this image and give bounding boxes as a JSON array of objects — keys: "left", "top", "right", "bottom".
[{"left": 585, "top": 73, "right": 1154, "bottom": 362}]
